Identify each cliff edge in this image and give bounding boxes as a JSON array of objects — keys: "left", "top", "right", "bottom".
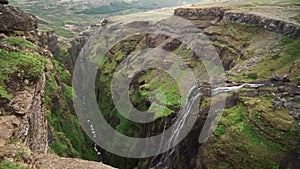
[{"left": 0, "top": 4, "right": 114, "bottom": 169}]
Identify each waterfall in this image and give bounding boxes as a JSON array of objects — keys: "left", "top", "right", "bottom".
[
  {"left": 150, "top": 85, "right": 201, "bottom": 169},
  {"left": 211, "top": 83, "right": 264, "bottom": 96},
  {"left": 149, "top": 83, "right": 264, "bottom": 168},
  {"left": 79, "top": 50, "right": 103, "bottom": 163},
  {"left": 81, "top": 88, "right": 103, "bottom": 162}
]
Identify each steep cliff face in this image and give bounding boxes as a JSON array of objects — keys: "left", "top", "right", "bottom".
[
  {"left": 64, "top": 34, "right": 90, "bottom": 73},
  {"left": 0, "top": 31, "right": 51, "bottom": 155},
  {"left": 0, "top": 4, "right": 114, "bottom": 169}
]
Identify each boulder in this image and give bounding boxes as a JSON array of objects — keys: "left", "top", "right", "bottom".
[
  {"left": 0, "top": 5, "right": 37, "bottom": 31},
  {"left": 272, "top": 73, "right": 281, "bottom": 81}
]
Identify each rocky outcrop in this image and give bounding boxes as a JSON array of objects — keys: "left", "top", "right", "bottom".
[
  {"left": 174, "top": 7, "right": 225, "bottom": 29},
  {"left": 11, "top": 72, "right": 48, "bottom": 154},
  {"left": 0, "top": 5, "right": 37, "bottom": 31},
  {"left": 174, "top": 7, "right": 225, "bottom": 20},
  {"left": 32, "top": 154, "right": 115, "bottom": 169},
  {"left": 174, "top": 7, "right": 300, "bottom": 39},
  {"left": 224, "top": 11, "right": 300, "bottom": 39},
  {"left": 0, "top": 115, "right": 18, "bottom": 146},
  {"left": 65, "top": 35, "right": 89, "bottom": 73},
  {"left": 0, "top": 143, "right": 115, "bottom": 169},
  {"left": 24, "top": 30, "right": 48, "bottom": 49},
  {"left": 0, "top": 4, "right": 117, "bottom": 169}
]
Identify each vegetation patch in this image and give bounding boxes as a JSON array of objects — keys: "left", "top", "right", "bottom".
[
  {"left": 45, "top": 57, "right": 97, "bottom": 161},
  {"left": 76, "top": 2, "right": 134, "bottom": 15},
  {"left": 231, "top": 37, "right": 300, "bottom": 82},
  {"left": 292, "top": 14, "right": 300, "bottom": 24},
  {"left": 247, "top": 73, "right": 258, "bottom": 80},
  {"left": 0, "top": 161, "right": 26, "bottom": 169},
  {"left": 0, "top": 49, "right": 50, "bottom": 98},
  {"left": 202, "top": 95, "right": 299, "bottom": 169},
  {"left": 55, "top": 28, "right": 75, "bottom": 38},
  {"left": 3, "top": 37, "right": 35, "bottom": 49}
]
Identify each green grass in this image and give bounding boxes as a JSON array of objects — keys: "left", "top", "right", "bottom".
[
  {"left": 214, "top": 124, "right": 226, "bottom": 136},
  {"left": 229, "top": 36, "right": 300, "bottom": 82},
  {"left": 137, "top": 69, "right": 182, "bottom": 110},
  {"left": 63, "top": 20, "right": 79, "bottom": 25},
  {"left": 258, "top": 37, "right": 300, "bottom": 80},
  {"left": 54, "top": 60, "right": 71, "bottom": 83},
  {"left": 3, "top": 37, "right": 35, "bottom": 49},
  {"left": 55, "top": 28, "right": 75, "bottom": 38},
  {"left": 0, "top": 161, "right": 26, "bottom": 169},
  {"left": 148, "top": 102, "right": 175, "bottom": 118},
  {"left": 0, "top": 85, "right": 11, "bottom": 99},
  {"left": 0, "top": 49, "right": 50, "bottom": 99},
  {"left": 76, "top": 1, "right": 133, "bottom": 15},
  {"left": 205, "top": 97, "right": 298, "bottom": 168},
  {"left": 247, "top": 73, "right": 258, "bottom": 80},
  {"left": 272, "top": 53, "right": 282, "bottom": 60},
  {"left": 181, "top": 48, "right": 191, "bottom": 60},
  {"left": 0, "top": 49, "right": 49, "bottom": 82}
]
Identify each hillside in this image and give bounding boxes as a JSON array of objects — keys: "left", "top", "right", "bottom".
[
  {"left": 0, "top": 0, "right": 300, "bottom": 169},
  {"left": 9, "top": 0, "right": 202, "bottom": 38}
]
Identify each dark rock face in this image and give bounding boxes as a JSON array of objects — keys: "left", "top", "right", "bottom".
[
  {"left": 174, "top": 7, "right": 300, "bottom": 39},
  {"left": 280, "top": 149, "right": 300, "bottom": 169},
  {"left": 47, "top": 31, "right": 61, "bottom": 56},
  {"left": 174, "top": 7, "right": 225, "bottom": 20},
  {"left": 65, "top": 35, "right": 88, "bottom": 73},
  {"left": 174, "top": 7, "right": 225, "bottom": 29},
  {"left": 224, "top": 11, "right": 300, "bottom": 39},
  {"left": 0, "top": 5, "right": 37, "bottom": 31}
]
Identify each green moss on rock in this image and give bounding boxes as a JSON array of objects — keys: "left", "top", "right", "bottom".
[
  {"left": 201, "top": 95, "right": 299, "bottom": 169},
  {"left": 0, "top": 49, "right": 50, "bottom": 99},
  {"left": 3, "top": 37, "right": 35, "bottom": 49}
]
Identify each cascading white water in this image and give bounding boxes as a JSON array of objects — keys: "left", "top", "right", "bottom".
[
  {"left": 211, "top": 83, "right": 264, "bottom": 96},
  {"left": 150, "top": 85, "right": 202, "bottom": 169},
  {"left": 82, "top": 91, "right": 103, "bottom": 162},
  {"left": 79, "top": 49, "right": 103, "bottom": 162},
  {"left": 149, "top": 83, "right": 264, "bottom": 168}
]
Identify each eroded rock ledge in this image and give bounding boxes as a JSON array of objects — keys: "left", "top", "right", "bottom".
[
  {"left": 0, "top": 5, "right": 37, "bottom": 31},
  {"left": 174, "top": 7, "right": 300, "bottom": 39}
]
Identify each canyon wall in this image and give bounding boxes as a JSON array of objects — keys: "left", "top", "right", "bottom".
[
  {"left": 0, "top": 5, "right": 114, "bottom": 169},
  {"left": 174, "top": 7, "right": 300, "bottom": 39}
]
